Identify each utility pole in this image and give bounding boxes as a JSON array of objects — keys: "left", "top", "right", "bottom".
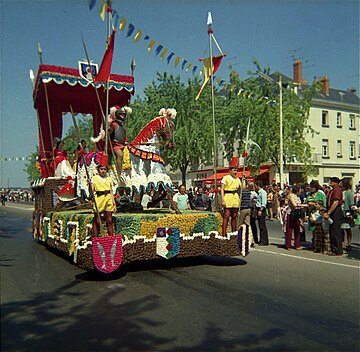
[{"left": 258, "top": 71, "right": 284, "bottom": 189}]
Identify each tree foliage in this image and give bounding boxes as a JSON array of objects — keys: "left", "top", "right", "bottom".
[
  {"left": 24, "top": 146, "right": 41, "bottom": 181},
  {"left": 219, "top": 60, "right": 319, "bottom": 178}
]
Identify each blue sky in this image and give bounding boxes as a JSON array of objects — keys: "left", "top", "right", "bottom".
[{"left": 0, "top": 0, "right": 359, "bottom": 188}]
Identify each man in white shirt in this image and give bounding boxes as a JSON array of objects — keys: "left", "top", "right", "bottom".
[
  {"left": 173, "top": 185, "right": 190, "bottom": 211},
  {"left": 255, "top": 180, "right": 269, "bottom": 245}
]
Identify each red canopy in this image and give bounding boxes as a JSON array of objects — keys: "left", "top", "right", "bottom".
[
  {"left": 33, "top": 64, "right": 134, "bottom": 160},
  {"left": 202, "top": 166, "right": 270, "bottom": 185}
]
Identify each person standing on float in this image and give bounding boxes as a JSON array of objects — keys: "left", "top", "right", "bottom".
[
  {"left": 89, "top": 160, "right": 116, "bottom": 237},
  {"left": 109, "top": 106, "right": 132, "bottom": 177},
  {"left": 221, "top": 157, "right": 241, "bottom": 236}
]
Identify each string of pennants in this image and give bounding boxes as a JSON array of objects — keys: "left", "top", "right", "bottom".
[
  {"left": 89, "top": 0, "right": 202, "bottom": 76},
  {"left": 88, "top": 1, "right": 276, "bottom": 105},
  {"left": 1, "top": 156, "right": 33, "bottom": 162}
]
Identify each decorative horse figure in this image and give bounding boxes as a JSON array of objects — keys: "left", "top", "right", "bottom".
[{"left": 76, "top": 108, "right": 180, "bottom": 213}]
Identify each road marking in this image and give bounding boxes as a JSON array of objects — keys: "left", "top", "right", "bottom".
[{"left": 252, "top": 248, "right": 360, "bottom": 269}]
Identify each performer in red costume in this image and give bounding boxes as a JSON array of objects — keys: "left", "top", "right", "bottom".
[{"left": 53, "top": 138, "right": 75, "bottom": 179}]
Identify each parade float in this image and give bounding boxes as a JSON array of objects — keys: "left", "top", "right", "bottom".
[{"left": 30, "top": 10, "right": 250, "bottom": 273}]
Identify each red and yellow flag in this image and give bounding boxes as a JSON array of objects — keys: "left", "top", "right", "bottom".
[{"left": 195, "top": 55, "right": 224, "bottom": 100}]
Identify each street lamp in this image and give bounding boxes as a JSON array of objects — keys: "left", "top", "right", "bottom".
[{"left": 257, "top": 71, "right": 284, "bottom": 189}]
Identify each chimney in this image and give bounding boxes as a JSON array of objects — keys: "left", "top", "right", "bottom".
[
  {"left": 318, "top": 76, "right": 329, "bottom": 96},
  {"left": 293, "top": 59, "right": 302, "bottom": 84},
  {"left": 293, "top": 59, "right": 308, "bottom": 85}
]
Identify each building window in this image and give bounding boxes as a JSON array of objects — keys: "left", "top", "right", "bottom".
[
  {"left": 349, "top": 114, "right": 356, "bottom": 130},
  {"left": 323, "top": 177, "right": 330, "bottom": 184},
  {"left": 337, "top": 140, "right": 342, "bottom": 157},
  {"left": 322, "top": 139, "right": 329, "bottom": 158},
  {"left": 322, "top": 111, "right": 329, "bottom": 127},
  {"left": 336, "top": 112, "right": 342, "bottom": 127},
  {"left": 349, "top": 141, "right": 355, "bottom": 159}
]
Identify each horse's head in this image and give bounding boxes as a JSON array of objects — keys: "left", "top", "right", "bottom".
[
  {"left": 131, "top": 108, "right": 177, "bottom": 148},
  {"left": 156, "top": 108, "right": 176, "bottom": 149}
]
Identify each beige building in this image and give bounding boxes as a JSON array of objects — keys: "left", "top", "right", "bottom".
[{"left": 291, "top": 60, "right": 359, "bottom": 185}]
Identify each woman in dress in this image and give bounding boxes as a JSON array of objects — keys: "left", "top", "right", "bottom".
[
  {"left": 284, "top": 185, "right": 307, "bottom": 250},
  {"left": 267, "top": 185, "right": 274, "bottom": 221},
  {"left": 305, "top": 180, "right": 327, "bottom": 250}
]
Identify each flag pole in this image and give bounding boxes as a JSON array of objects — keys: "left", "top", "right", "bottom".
[
  {"left": 80, "top": 33, "right": 122, "bottom": 187},
  {"left": 104, "top": 5, "right": 112, "bottom": 155},
  {"left": 207, "top": 12, "right": 218, "bottom": 204}
]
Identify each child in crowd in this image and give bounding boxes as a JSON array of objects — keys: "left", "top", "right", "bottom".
[
  {"left": 89, "top": 163, "right": 116, "bottom": 237},
  {"left": 280, "top": 197, "right": 290, "bottom": 237},
  {"left": 310, "top": 200, "right": 332, "bottom": 254}
]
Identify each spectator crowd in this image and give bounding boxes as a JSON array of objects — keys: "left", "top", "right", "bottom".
[
  {"left": 171, "top": 178, "right": 360, "bottom": 256},
  {"left": 1, "top": 190, "right": 35, "bottom": 206}
]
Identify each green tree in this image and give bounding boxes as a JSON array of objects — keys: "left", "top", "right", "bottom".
[
  {"left": 220, "top": 61, "right": 319, "bottom": 178},
  {"left": 24, "top": 146, "right": 41, "bottom": 181}
]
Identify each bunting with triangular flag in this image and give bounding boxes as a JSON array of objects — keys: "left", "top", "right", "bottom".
[
  {"left": 88, "top": 0, "right": 96, "bottom": 11},
  {"left": 126, "top": 24, "right": 135, "bottom": 37},
  {"left": 119, "top": 16, "right": 126, "bottom": 30},
  {"left": 99, "top": 0, "right": 106, "bottom": 21}
]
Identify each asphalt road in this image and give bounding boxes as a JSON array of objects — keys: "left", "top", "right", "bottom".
[{"left": 1, "top": 203, "right": 359, "bottom": 352}]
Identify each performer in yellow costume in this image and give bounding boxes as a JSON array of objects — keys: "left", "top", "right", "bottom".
[
  {"left": 90, "top": 163, "right": 116, "bottom": 237},
  {"left": 221, "top": 157, "right": 241, "bottom": 236}
]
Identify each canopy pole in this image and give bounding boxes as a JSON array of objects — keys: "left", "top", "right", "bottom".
[
  {"left": 35, "top": 109, "right": 49, "bottom": 175},
  {"left": 43, "top": 82, "right": 55, "bottom": 159}
]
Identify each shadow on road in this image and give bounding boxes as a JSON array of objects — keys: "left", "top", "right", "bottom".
[
  {"left": 75, "top": 256, "right": 247, "bottom": 282},
  {"left": 0, "top": 255, "right": 14, "bottom": 267},
  {"left": 345, "top": 242, "right": 360, "bottom": 260},
  {"left": 1, "top": 280, "right": 173, "bottom": 352},
  {"left": 1, "top": 277, "right": 294, "bottom": 352}
]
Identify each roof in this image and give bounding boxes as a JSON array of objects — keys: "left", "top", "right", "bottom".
[
  {"left": 298, "top": 85, "right": 360, "bottom": 107},
  {"left": 33, "top": 64, "right": 134, "bottom": 110}
]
